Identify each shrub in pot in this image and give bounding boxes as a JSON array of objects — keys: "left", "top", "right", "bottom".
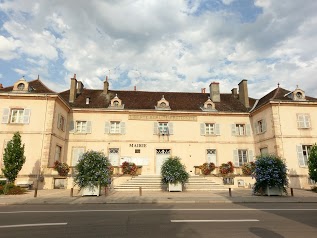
[
  {"left": 219, "top": 161, "right": 234, "bottom": 175},
  {"left": 200, "top": 162, "right": 216, "bottom": 175}
]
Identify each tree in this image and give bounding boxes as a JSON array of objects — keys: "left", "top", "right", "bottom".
[
  {"left": 1, "top": 132, "right": 26, "bottom": 183},
  {"left": 308, "top": 144, "right": 317, "bottom": 183},
  {"left": 74, "top": 150, "right": 113, "bottom": 190}
]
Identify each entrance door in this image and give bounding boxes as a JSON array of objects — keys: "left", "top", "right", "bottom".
[
  {"left": 156, "top": 149, "right": 171, "bottom": 175},
  {"left": 109, "top": 148, "right": 120, "bottom": 166},
  {"left": 206, "top": 149, "right": 217, "bottom": 164}
]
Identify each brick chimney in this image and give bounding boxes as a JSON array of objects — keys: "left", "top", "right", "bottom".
[
  {"left": 103, "top": 76, "right": 109, "bottom": 94},
  {"left": 134, "top": 85, "right": 136, "bottom": 91},
  {"left": 201, "top": 88, "right": 206, "bottom": 93},
  {"left": 77, "top": 81, "right": 84, "bottom": 94},
  {"left": 0, "top": 83, "right": 3, "bottom": 89},
  {"left": 69, "top": 74, "right": 77, "bottom": 103},
  {"left": 231, "top": 88, "right": 238, "bottom": 98},
  {"left": 209, "top": 82, "right": 220, "bottom": 102},
  {"left": 238, "top": 79, "right": 249, "bottom": 108}
]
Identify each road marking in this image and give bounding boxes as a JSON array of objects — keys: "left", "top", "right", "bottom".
[
  {"left": 0, "top": 223, "right": 67, "bottom": 228},
  {"left": 171, "top": 219, "right": 259, "bottom": 223},
  {"left": 0, "top": 208, "right": 317, "bottom": 214}
]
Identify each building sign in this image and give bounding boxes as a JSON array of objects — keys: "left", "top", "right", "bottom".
[
  {"left": 129, "top": 144, "right": 147, "bottom": 148},
  {"left": 121, "top": 157, "right": 149, "bottom": 166},
  {"left": 129, "top": 114, "right": 197, "bottom": 121}
]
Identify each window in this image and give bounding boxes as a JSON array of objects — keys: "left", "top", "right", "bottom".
[
  {"left": 105, "top": 121, "right": 126, "bottom": 134},
  {"left": 233, "top": 149, "right": 253, "bottom": 167},
  {"left": 113, "top": 100, "right": 119, "bottom": 107},
  {"left": 255, "top": 119, "right": 266, "bottom": 134},
  {"left": 17, "top": 83, "right": 25, "bottom": 90},
  {"left": 260, "top": 147, "right": 268, "bottom": 155},
  {"left": 158, "top": 122, "right": 169, "bottom": 134},
  {"left": 2, "top": 108, "right": 31, "bottom": 124},
  {"left": 57, "top": 114, "right": 65, "bottom": 131},
  {"left": 154, "top": 122, "right": 173, "bottom": 135},
  {"left": 200, "top": 123, "right": 220, "bottom": 136},
  {"left": 110, "top": 121, "right": 121, "bottom": 134},
  {"left": 76, "top": 121, "right": 87, "bottom": 133},
  {"left": 69, "top": 121, "right": 92, "bottom": 133},
  {"left": 297, "top": 145, "right": 311, "bottom": 167},
  {"left": 54, "top": 145, "right": 62, "bottom": 163},
  {"left": 297, "top": 114, "right": 311, "bottom": 129},
  {"left": 232, "top": 124, "right": 249, "bottom": 136},
  {"left": 72, "top": 147, "right": 85, "bottom": 166},
  {"left": 206, "top": 149, "right": 216, "bottom": 165}
]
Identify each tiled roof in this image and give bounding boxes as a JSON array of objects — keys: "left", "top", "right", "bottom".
[
  {"left": 253, "top": 87, "right": 317, "bottom": 111},
  {"left": 59, "top": 89, "right": 255, "bottom": 112},
  {"left": 0, "top": 79, "right": 55, "bottom": 94}
]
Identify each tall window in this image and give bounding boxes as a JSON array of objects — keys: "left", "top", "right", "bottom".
[
  {"left": 10, "top": 109, "right": 24, "bottom": 123},
  {"left": 205, "top": 123, "right": 215, "bottom": 135},
  {"left": 158, "top": 122, "right": 169, "bottom": 134},
  {"left": 255, "top": 119, "right": 266, "bottom": 134},
  {"left": 235, "top": 124, "right": 245, "bottom": 135},
  {"left": 238, "top": 150, "right": 248, "bottom": 166},
  {"left": 54, "top": 145, "right": 62, "bottom": 162},
  {"left": 260, "top": 147, "right": 268, "bottom": 155},
  {"left": 72, "top": 147, "right": 85, "bottom": 166},
  {"left": 302, "top": 145, "right": 311, "bottom": 166},
  {"left": 110, "top": 121, "right": 121, "bottom": 134},
  {"left": 58, "top": 114, "right": 65, "bottom": 131},
  {"left": 297, "top": 114, "right": 311, "bottom": 128}
]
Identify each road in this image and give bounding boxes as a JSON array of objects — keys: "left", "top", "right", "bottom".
[{"left": 0, "top": 203, "right": 317, "bottom": 238}]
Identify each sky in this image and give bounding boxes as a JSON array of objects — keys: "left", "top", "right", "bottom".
[{"left": 0, "top": 0, "right": 317, "bottom": 99}]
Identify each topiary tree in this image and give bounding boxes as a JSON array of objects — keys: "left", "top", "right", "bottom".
[
  {"left": 161, "top": 156, "right": 189, "bottom": 185},
  {"left": 74, "top": 150, "right": 113, "bottom": 190},
  {"left": 308, "top": 144, "right": 317, "bottom": 183},
  {"left": 1, "top": 132, "right": 26, "bottom": 183}
]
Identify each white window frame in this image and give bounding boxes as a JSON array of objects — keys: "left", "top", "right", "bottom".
[
  {"left": 255, "top": 119, "right": 266, "bottom": 134},
  {"left": 110, "top": 121, "right": 121, "bottom": 134},
  {"left": 158, "top": 122, "right": 169, "bottom": 135},
  {"left": 238, "top": 150, "right": 248, "bottom": 166},
  {"left": 205, "top": 123, "right": 215, "bottom": 135},
  {"left": 10, "top": 109, "right": 24, "bottom": 123},
  {"left": 297, "top": 114, "right": 311, "bottom": 129},
  {"left": 235, "top": 124, "right": 245, "bottom": 135}
]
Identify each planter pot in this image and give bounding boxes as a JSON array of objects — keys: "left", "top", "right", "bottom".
[
  {"left": 168, "top": 182, "right": 182, "bottom": 192},
  {"left": 82, "top": 184, "right": 100, "bottom": 196},
  {"left": 265, "top": 186, "right": 282, "bottom": 196}
]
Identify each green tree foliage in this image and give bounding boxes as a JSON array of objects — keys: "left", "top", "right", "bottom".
[
  {"left": 1, "top": 132, "right": 26, "bottom": 183},
  {"left": 308, "top": 144, "right": 317, "bottom": 183},
  {"left": 161, "top": 156, "right": 189, "bottom": 184},
  {"left": 74, "top": 150, "right": 113, "bottom": 189}
]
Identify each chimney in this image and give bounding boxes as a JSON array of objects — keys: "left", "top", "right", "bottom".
[
  {"left": 0, "top": 83, "right": 3, "bottom": 89},
  {"left": 69, "top": 74, "right": 77, "bottom": 103},
  {"left": 201, "top": 88, "right": 206, "bottom": 93},
  {"left": 209, "top": 82, "right": 220, "bottom": 102},
  {"left": 231, "top": 88, "right": 238, "bottom": 98},
  {"left": 77, "top": 81, "right": 84, "bottom": 94},
  {"left": 134, "top": 86, "right": 136, "bottom": 91},
  {"left": 103, "top": 76, "right": 109, "bottom": 94},
  {"left": 238, "top": 79, "right": 249, "bottom": 108}
]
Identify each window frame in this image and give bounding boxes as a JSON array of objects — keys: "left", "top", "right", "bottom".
[
  {"left": 238, "top": 149, "right": 248, "bottom": 166},
  {"left": 10, "top": 109, "right": 24, "bottom": 124},
  {"left": 297, "top": 114, "right": 311, "bottom": 129},
  {"left": 235, "top": 124, "right": 245, "bottom": 136},
  {"left": 58, "top": 114, "right": 65, "bottom": 131},
  {"left": 110, "top": 121, "right": 121, "bottom": 134},
  {"left": 76, "top": 121, "right": 87, "bottom": 133},
  {"left": 71, "top": 147, "right": 85, "bottom": 167},
  {"left": 158, "top": 122, "right": 169, "bottom": 134}
]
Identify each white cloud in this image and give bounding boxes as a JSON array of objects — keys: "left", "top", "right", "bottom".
[
  {"left": 13, "top": 68, "right": 28, "bottom": 75},
  {"left": 222, "top": 0, "right": 235, "bottom": 5},
  {"left": 0, "top": 35, "right": 21, "bottom": 60}
]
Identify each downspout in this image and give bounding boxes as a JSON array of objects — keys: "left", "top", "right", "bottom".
[{"left": 277, "top": 101, "right": 284, "bottom": 158}]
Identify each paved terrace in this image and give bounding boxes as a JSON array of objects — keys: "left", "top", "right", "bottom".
[{"left": 1, "top": 188, "right": 317, "bottom": 205}]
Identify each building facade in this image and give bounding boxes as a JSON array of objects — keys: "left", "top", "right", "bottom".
[{"left": 1, "top": 76, "right": 316, "bottom": 189}]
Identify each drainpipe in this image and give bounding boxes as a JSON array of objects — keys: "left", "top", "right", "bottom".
[{"left": 277, "top": 101, "right": 284, "bottom": 158}]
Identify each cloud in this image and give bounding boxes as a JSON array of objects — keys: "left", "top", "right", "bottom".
[{"left": 0, "top": 0, "right": 317, "bottom": 99}]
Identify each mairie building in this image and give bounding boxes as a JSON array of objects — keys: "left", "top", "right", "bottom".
[{"left": 0, "top": 75, "right": 316, "bottom": 190}]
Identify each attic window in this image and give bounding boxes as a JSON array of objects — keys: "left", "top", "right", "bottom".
[
  {"left": 292, "top": 88, "right": 306, "bottom": 101},
  {"left": 17, "top": 83, "right": 25, "bottom": 90},
  {"left": 86, "top": 97, "right": 90, "bottom": 105},
  {"left": 108, "top": 94, "right": 124, "bottom": 109},
  {"left": 113, "top": 100, "right": 119, "bottom": 107},
  {"left": 201, "top": 97, "right": 216, "bottom": 111},
  {"left": 155, "top": 95, "right": 171, "bottom": 110}
]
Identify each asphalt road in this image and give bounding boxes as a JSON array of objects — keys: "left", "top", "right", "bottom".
[{"left": 0, "top": 203, "right": 317, "bottom": 238}]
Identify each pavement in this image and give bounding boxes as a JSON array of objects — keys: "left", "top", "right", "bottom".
[{"left": 0, "top": 187, "right": 317, "bottom": 205}]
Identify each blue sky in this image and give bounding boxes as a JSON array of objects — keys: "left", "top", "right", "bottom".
[{"left": 1, "top": 0, "right": 317, "bottom": 98}]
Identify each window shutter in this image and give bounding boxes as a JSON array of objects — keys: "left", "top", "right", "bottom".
[
  {"left": 104, "top": 122, "right": 110, "bottom": 134},
  {"left": 231, "top": 124, "right": 237, "bottom": 136},
  {"left": 262, "top": 119, "right": 267, "bottom": 132},
  {"left": 248, "top": 150, "right": 254, "bottom": 162},
  {"left": 233, "top": 150, "right": 239, "bottom": 167},
  {"left": 305, "top": 115, "right": 311, "bottom": 128},
  {"left": 2, "top": 108, "right": 9, "bottom": 124},
  {"left": 296, "top": 145, "right": 305, "bottom": 167},
  {"left": 120, "top": 122, "right": 126, "bottom": 134},
  {"left": 168, "top": 122, "right": 173, "bottom": 135},
  {"left": 69, "top": 121, "right": 75, "bottom": 133},
  {"left": 215, "top": 124, "right": 220, "bottom": 135},
  {"left": 200, "top": 123, "right": 205, "bottom": 136},
  {"left": 153, "top": 122, "right": 158, "bottom": 135},
  {"left": 57, "top": 114, "right": 61, "bottom": 129},
  {"left": 297, "top": 114, "right": 304, "bottom": 128},
  {"left": 246, "top": 124, "right": 251, "bottom": 136},
  {"left": 86, "top": 121, "right": 92, "bottom": 133},
  {"left": 23, "top": 108, "right": 31, "bottom": 124}
]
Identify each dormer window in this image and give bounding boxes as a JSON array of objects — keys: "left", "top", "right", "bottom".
[
  {"left": 108, "top": 94, "right": 124, "bottom": 109},
  {"left": 201, "top": 97, "right": 216, "bottom": 111},
  {"left": 289, "top": 86, "right": 306, "bottom": 101},
  {"left": 12, "top": 77, "right": 29, "bottom": 92},
  {"left": 155, "top": 95, "right": 171, "bottom": 110},
  {"left": 17, "top": 83, "right": 25, "bottom": 90}
]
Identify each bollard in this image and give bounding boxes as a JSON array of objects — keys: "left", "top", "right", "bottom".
[
  {"left": 229, "top": 187, "right": 232, "bottom": 197},
  {"left": 291, "top": 188, "right": 294, "bottom": 197},
  {"left": 34, "top": 188, "right": 38, "bottom": 198},
  {"left": 70, "top": 188, "right": 73, "bottom": 197},
  {"left": 139, "top": 186, "right": 142, "bottom": 196}
]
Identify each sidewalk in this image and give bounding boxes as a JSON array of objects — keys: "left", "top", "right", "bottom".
[{"left": 1, "top": 188, "right": 317, "bottom": 205}]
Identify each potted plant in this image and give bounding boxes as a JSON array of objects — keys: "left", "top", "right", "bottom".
[
  {"left": 53, "top": 161, "right": 70, "bottom": 177},
  {"left": 253, "top": 154, "right": 288, "bottom": 196},
  {"left": 200, "top": 162, "right": 216, "bottom": 175},
  {"left": 74, "top": 150, "right": 113, "bottom": 196},
  {"left": 121, "top": 161, "right": 138, "bottom": 176},
  {"left": 219, "top": 161, "right": 234, "bottom": 175},
  {"left": 241, "top": 162, "right": 255, "bottom": 176},
  {"left": 161, "top": 156, "right": 189, "bottom": 192}
]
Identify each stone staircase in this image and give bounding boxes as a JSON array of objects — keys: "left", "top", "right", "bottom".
[{"left": 113, "top": 175, "right": 226, "bottom": 191}]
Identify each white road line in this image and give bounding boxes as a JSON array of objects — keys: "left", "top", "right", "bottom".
[
  {"left": 0, "top": 223, "right": 67, "bottom": 229},
  {"left": 0, "top": 208, "right": 317, "bottom": 214},
  {"left": 171, "top": 219, "right": 259, "bottom": 223}
]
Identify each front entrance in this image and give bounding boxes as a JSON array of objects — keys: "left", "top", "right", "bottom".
[
  {"left": 109, "top": 148, "right": 120, "bottom": 166},
  {"left": 156, "top": 149, "right": 171, "bottom": 175}
]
